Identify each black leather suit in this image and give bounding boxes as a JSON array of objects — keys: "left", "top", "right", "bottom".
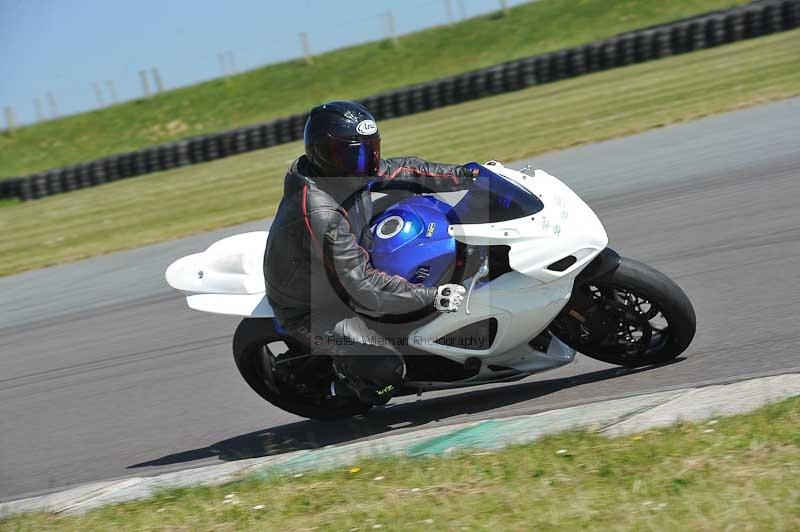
[{"left": 263, "top": 155, "right": 475, "bottom": 401}]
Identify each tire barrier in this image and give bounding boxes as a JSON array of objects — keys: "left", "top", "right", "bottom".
[{"left": 3, "top": 0, "right": 798, "bottom": 201}]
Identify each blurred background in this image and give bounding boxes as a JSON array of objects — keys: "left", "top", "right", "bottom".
[
  {"left": 1, "top": 0, "right": 799, "bottom": 527},
  {"left": 1, "top": 0, "right": 540, "bottom": 126}
]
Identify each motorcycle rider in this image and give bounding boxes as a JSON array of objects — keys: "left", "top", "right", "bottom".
[{"left": 263, "top": 100, "right": 475, "bottom": 406}]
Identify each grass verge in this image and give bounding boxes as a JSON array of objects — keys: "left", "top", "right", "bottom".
[
  {"left": 0, "top": 29, "right": 798, "bottom": 278},
  {"left": 3, "top": 396, "right": 799, "bottom": 531},
  {"left": 0, "top": 0, "right": 751, "bottom": 179}
]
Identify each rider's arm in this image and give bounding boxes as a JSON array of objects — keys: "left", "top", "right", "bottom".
[
  {"left": 306, "top": 205, "right": 437, "bottom": 314},
  {"left": 373, "top": 156, "right": 477, "bottom": 193}
]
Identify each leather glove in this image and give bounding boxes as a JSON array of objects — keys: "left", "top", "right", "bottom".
[
  {"left": 460, "top": 167, "right": 480, "bottom": 181},
  {"left": 434, "top": 284, "right": 466, "bottom": 313}
]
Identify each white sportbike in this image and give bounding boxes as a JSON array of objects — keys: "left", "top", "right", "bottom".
[{"left": 166, "top": 161, "right": 696, "bottom": 419}]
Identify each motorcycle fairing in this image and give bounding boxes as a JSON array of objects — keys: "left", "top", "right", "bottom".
[
  {"left": 447, "top": 162, "right": 609, "bottom": 284},
  {"left": 164, "top": 161, "right": 609, "bottom": 383},
  {"left": 385, "top": 162, "right": 607, "bottom": 375},
  {"left": 165, "top": 231, "right": 273, "bottom": 317}
]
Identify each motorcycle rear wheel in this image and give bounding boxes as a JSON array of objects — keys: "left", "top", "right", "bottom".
[
  {"left": 233, "top": 318, "right": 372, "bottom": 420},
  {"left": 553, "top": 257, "right": 696, "bottom": 367}
]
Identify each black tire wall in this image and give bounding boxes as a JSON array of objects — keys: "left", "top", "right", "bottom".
[{"left": 3, "top": 0, "right": 798, "bottom": 201}]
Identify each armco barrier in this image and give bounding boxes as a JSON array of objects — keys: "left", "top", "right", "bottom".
[{"left": 3, "top": 0, "right": 798, "bottom": 201}]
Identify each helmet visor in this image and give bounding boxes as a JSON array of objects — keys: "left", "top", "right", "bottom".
[{"left": 327, "top": 136, "right": 381, "bottom": 177}]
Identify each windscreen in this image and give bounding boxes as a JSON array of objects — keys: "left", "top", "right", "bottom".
[{"left": 448, "top": 163, "right": 544, "bottom": 224}]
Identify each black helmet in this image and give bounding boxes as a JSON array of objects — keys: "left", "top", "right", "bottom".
[{"left": 304, "top": 101, "right": 381, "bottom": 177}]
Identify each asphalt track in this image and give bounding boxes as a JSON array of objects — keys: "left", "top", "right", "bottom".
[{"left": 1, "top": 98, "right": 799, "bottom": 502}]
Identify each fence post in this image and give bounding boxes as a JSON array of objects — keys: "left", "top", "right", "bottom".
[
  {"left": 456, "top": 0, "right": 467, "bottom": 21},
  {"left": 385, "top": 11, "right": 399, "bottom": 47},
  {"left": 4, "top": 106, "right": 17, "bottom": 136},
  {"left": 139, "top": 70, "right": 152, "bottom": 98},
  {"left": 226, "top": 51, "right": 237, "bottom": 75},
  {"left": 92, "top": 82, "right": 105, "bottom": 107},
  {"left": 499, "top": 0, "right": 510, "bottom": 16},
  {"left": 218, "top": 52, "right": 228, "bottom": 78},
  {"left": 106, "top": 80, "right": 119, "bottom": 104},
  {"left": 443, "top": 0, "right": 454, "bottom": 25},
  {"left": 151, "top": 67, "right": 164, "bottom": 93},
  {"left": 47, "top": 92, "right": 59, "bottom": 118},
  {"left": 299, "top": 33, "right": 313, "bottom": 65},
  {"left": 33, "top": 97, "right": 45, "bottom": 122}
]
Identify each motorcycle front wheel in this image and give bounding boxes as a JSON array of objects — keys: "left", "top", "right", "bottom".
[
  {"left": 233, "top": 318, "right": 372, "bottom": 420},
  {"left": 552, "top": 257, "right": 696, "bottom": 367}
]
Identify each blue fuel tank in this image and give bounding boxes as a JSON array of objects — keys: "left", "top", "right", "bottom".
[{"left": 367, "top": 195, "right": 455, "bottom": 287}]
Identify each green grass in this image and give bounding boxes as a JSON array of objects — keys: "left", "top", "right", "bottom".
[
  {"left": 0, "top": 198, "right": 20, "bottom": 208},
  {"left": 4, "top": 396, "right": 799, "bottom": 531},
  {"left": 0, "top": 29, "right": 798, "bottom": 278},
  {"left": 0, "top": 0, "right": 752, "bottom": 180}
]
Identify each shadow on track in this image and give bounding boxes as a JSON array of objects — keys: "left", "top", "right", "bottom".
[{"left": 128, "top": 360, "right": 682, "bottom": 470}]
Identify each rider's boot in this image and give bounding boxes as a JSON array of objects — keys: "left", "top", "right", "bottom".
[
  {"left": 329, "top": 379, "right": 394, "bottom": 406},
  {"left": 329, "top": 354, "right": 404, "bottom": 406}
]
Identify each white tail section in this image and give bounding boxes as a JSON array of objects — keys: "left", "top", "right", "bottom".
[{"left": 165, "top": 231, "right": 274, "bottom": 317}]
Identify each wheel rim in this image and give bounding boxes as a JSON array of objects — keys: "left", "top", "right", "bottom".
[
  {"left": 588, "top": 284, "right": 671, "bottom": 360},
  {"left": 553, "top": 282, "right": 673, "bottom": 363}
]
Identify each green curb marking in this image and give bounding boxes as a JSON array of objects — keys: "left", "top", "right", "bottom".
[
  {"left": 3, "top": 376, "right": 800, "bottom": 518},
  {"left": 406, "top": 420, "right": 513, "bottom": 457},
  {"left": 250, "top": 391, "right": 685, "bottom": 480}
]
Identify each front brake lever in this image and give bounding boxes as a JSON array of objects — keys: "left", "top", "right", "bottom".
[{"left": 465, "top": 256, "right": 489, "bottom": 315}]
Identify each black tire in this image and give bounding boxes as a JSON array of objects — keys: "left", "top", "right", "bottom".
[
  {"left": 557, "top": 257, "right": 696, "bottom": 367},
  {"left": 233, "top": 318, "right": 372, "bottom": 420}
]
